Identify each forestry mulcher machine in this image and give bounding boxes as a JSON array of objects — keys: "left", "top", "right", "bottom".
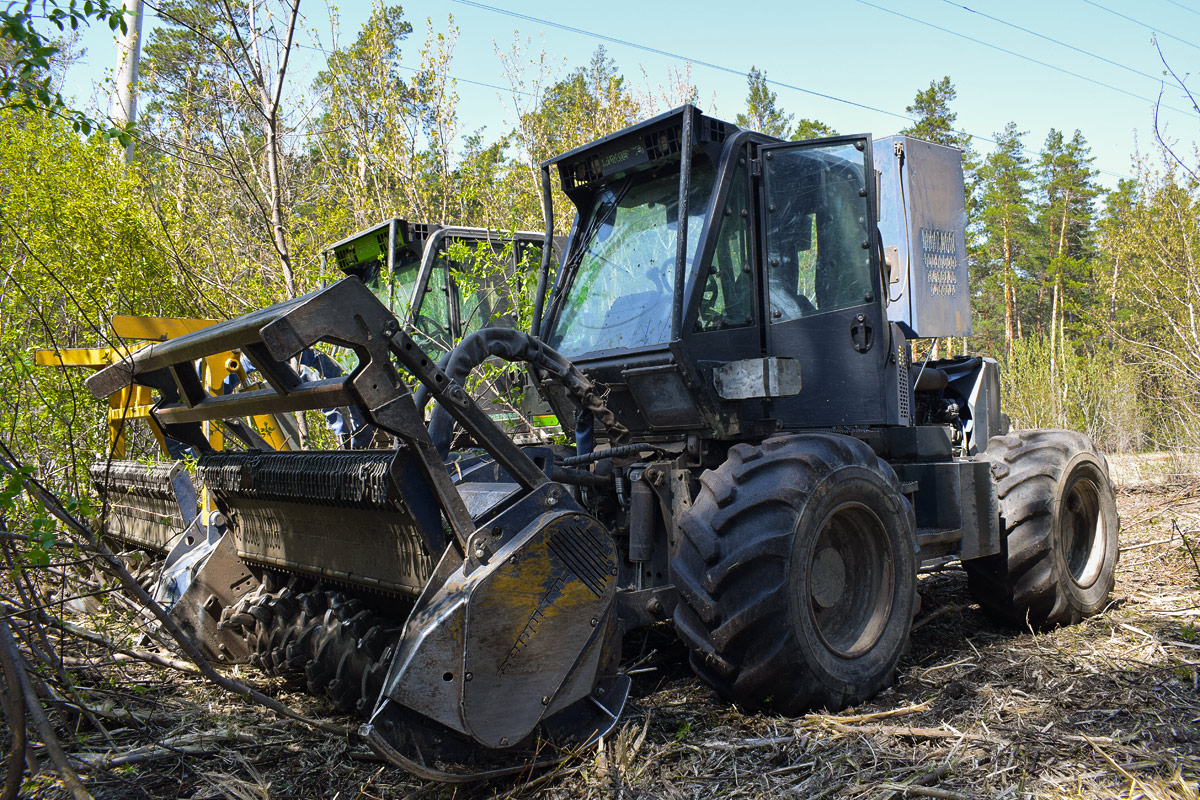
[{"left": 85, "top": 105, "right": 1119, "bottom": 781}]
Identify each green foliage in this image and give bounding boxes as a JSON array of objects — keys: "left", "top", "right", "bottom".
[
  {"left": 0, "top": 0, "right": 134, "bottom": 142},
  {"left": 140, "top": 0, "right": 306, "bottom": 301},
  {"left": 502, "top": 44, "right": 648, "bottom": 234},
  {"left": 526, "top": 47, "right": 644, "bottom": 163},
  {"left": 1, "top": 465, "right": 58, "bottom": 571},
  {"left": 1001, "top": 336, "right": 1144, "bottom": 452},
  {"left": 970, "top": 122, "right": 1034, "bottom": 355},
  {"left": 732, "top": 67, "right": 835, "bottom": 142},
  {"left": 1103, "top": 147, "right": 1200, "bottom": 451},
  {"left": 735, "top": 66, "right": 792, "bottom": 139},
  {"left": 0, "top": 112, "right": 193, "bottom": 482},
  {"left": 793, "top": 118, "right": 837, "bottom": 140}
]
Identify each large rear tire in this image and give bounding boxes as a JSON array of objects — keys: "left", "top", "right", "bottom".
[
  {"left": 965, "top": 429, "right": 1119, "bottom": 629},
  {"left": 671, "top": 433, "right": 917, "bottom": 714}
]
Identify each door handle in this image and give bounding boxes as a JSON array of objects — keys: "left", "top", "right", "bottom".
[{"left": 850, "top": 314, "right": 873, "bottom": 353}]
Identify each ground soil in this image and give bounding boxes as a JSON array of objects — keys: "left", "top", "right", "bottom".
[{"left": 14, "top": 468, "right": 1200, "bottom": 799}]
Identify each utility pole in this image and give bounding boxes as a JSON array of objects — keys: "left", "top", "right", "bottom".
[{"left": 110, "top": 0, "right": 145, "bottom": 164}]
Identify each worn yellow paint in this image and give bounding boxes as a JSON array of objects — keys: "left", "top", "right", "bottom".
[
  {"left": 37, "top": 315, "right": 292, "bottom": 454},
  {"left": 110, "top": 315, "right": 219, "bottom": 341}
]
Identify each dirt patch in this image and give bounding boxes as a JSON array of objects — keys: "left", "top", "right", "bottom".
[{"left": 9, "top": 480, "right": 1200, "bottom": 799}]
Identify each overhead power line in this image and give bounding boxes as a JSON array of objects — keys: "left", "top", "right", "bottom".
[
  {"left": 450, "top": 0, "right": 914, "bottom": 124},
  {"left": 444, "top": 0, "right": 1136, "bottom": 181},
  {"left": 1079, "top": 0, "right": 1200, "bottom": 51},
  {"left": 1161, "top": 0, "right": 1200, "bottom": 19},
  {"left": 855, "top": 0, "right": 1191, "bottom": 117},
  {"left": 940, "top": 0, "right": 1165, "bottom": 85},
  {"left": 293, "top": 40, "right": 538, "bottom": 98}
]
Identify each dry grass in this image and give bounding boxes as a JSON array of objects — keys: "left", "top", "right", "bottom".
[{"left": 10, "top": 476, "right": 1200, "bottom": 799}]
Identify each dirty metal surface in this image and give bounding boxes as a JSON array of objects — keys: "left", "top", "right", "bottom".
[
  {"left": 379, "top": 483, "right": 618, "bottom": 748},
  {"left": 90, "top": 460, "right": 196, "bottom": 553},
  {"left": 168, "top": 531, "right": 259, "bottom": 663},
  {"left": 198, "top": 450, "right": 441, "bottom": 597}
]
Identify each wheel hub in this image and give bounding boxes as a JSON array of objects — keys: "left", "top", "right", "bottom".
[
  {"left": 1062, "top": 474, "right": 1106, "bottom": 588},
  {"left": 807, "top": 502, "right": 894, "bottom": 659},
  {"left": 811, "top": 547, "right": 847, "bottom": 609}
]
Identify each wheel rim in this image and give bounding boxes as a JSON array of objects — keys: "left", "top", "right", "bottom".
[
  {"left": 807, "top": 502, "right": 894, "bottom": 658},
  {"left": 1061, "top": 472, "right": 1107, "bottom": 588}
]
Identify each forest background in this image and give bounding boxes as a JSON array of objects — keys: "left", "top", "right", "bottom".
[{"left": 0, "top": 0, "right": 1198, "bottom": 496}]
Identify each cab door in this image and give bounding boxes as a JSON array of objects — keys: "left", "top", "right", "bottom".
[{"left": 759, "top": 136, "right": 890, "bottom": 428}]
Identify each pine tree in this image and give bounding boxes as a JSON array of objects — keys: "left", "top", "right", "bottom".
[
  {"left": 902, "top": 76, "right": 970, "bottom": 150},
  {"left": 1034, "top": 128, "right": 1099, "bottom": 365},
  {"left": 733, "top": 67, "right": 835, "bottom": 141},
  {"left": 974, "top": 123, "right": 1034, "bottom": 358},
  {"left": 794, "top": 118, "right": 838, "bottom": 140},
  {"left": 735, "top": 66, "right": 793, "bottom": 139}
]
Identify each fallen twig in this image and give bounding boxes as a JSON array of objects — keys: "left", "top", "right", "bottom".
[
  {"left": 1083, "top": 735, "right": 1164, "bottom": 800},
  {"left": 911, "top": 604, "right": 972, "bottom": 632},
  {"left": 827, "top": 722, "right": 1008, "bottom": 746},
  {"left": 877, "top": 783, "right": 968, "bottom": 800},
  {"left": 879, "top": 765, "right": 952, "bottom": 800},
  {"left": 697, "top": 735, "right": 792, "bottom": 751},
  {"left": 49, "top": 618, "right": 200, "bottom": 674},
  {"left": 0, "top": 452, "right": 350, "bottom": 738},
  {"left": 0, "top": 618, "right": 90, "bottom": 800},
  {"left": 73, "top": 731, "right": 257, "bottom": 771},
  {"left": 1121, "top": 536, "right": 1178, "bottom": 553},
  {"left": 807, "top": 700, "right": 931, "bottom": 725}
]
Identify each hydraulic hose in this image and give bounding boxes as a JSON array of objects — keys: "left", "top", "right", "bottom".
[{"left": 414, "top": 328, "right": 630, "bottom": 460}]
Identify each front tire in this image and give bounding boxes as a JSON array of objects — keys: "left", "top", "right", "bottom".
[
  {"left": 965, "top": 429, "right": 1119, "bottom": 629},
  {"left": 671, "top": 433, "right": 916, "bottom": 714}
]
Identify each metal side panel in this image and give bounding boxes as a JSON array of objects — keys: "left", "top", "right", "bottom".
[
  {"left": 90, "top": 460, "right": 197, "bottom": 553},
  {"left": 895, "top": 458, "right": 999, "bottom": 568},
  {"left": 168, "top": 531, "right": 259, "bottom": 663},
  {"left": 378, "top": 484, "right": 617, "bottom": 748}
]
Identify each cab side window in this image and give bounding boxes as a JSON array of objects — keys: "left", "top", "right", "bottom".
[
  {"left": 696, "top": 147, "right": 754, "bottom": 332},
  {"left": 765, "top": 141, "right": 872, "bottom": 322}
]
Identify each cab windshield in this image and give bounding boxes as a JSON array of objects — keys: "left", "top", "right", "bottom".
[{"left": 547, "top": 158, "right": 715, "bottom": 357}]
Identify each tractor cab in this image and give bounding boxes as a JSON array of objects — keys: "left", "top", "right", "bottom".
[
  {"left": 537, "top": 105, "right": 973, "bottom": 444},
  {"left": 329, "top": 219, "right": 557, "bottom": 354},
  {"left": 328, "top": 220, "right": 566, "bottom": 441}
]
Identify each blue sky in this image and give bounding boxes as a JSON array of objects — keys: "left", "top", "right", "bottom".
[{"left": 61, "top": 0, "right": 1200, "bottom": 189}]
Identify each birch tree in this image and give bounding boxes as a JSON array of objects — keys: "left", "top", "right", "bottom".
[{"left": 141, "top": 0, "right": 303, "bottom": 302}]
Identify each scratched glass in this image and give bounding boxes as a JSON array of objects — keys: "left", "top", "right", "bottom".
[{"left": 549, "top": 159, "right": 715, "bottom": 356}]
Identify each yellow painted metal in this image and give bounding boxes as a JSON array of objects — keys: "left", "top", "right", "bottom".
[
  {"left": 110, "top": 315, "right": 220, "bottom": 341},
  {"left": 36, "top": 316, "right": 295, "bottom": 455},
  {"left": 41, "top": 315, "right": 297, "bottom": 525},
  {"left": 105, "top": 385, "right": 166, "bottom": 457},
  {"left": 38, "top": 345, "right": 156, "bottom": 456},
  {"left": 35, "top": 346, "right": 139, "bottom": 367}
]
